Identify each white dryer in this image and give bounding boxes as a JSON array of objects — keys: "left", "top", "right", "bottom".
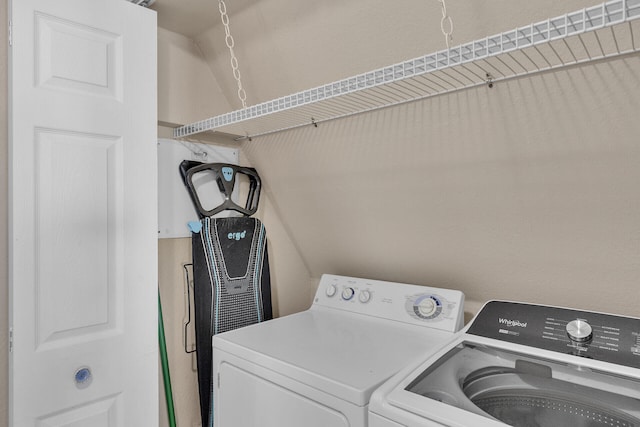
[
  {"left": 369, "top": 300, "right": 640, "bottom": 427},
  {"left": 211, "top": 274, "right": 465, "bottom": 427}
]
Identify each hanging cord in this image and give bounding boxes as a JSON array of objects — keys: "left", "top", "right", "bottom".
[
  {"left": 219, "top": 0, "right": 248, "bottom": 109},
  {"left": 438, "top": 0, "right": 454, "bottom": 49}
]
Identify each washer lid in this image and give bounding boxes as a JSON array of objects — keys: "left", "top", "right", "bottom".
[
  {"left": 405, "top": 343, "right": 640, "bottom": 426},
  {"left": 464, "top": 368, "right": 640, "bottom": 427},
  {"left": 213, "top": 307, "right": 454, "bottom": 406}
]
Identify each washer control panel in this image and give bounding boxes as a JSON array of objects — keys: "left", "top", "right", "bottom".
[
  {"left": 468, "top": 301, "right": 640, "bottom": 369},
  {"left": 314, "top": 274, "right": 465, "bottom": 332}
]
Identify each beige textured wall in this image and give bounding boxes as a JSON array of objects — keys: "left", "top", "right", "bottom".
[
  {"left": 1, "top": 0, "right": 8, "bottom": 424},
  {"left": 242, "top": 56, "right": 640, "bottom": 319},
  {"left": 188, "top": 0, "right": 640, "bottom": 319},
  {"left": 157, "top": 27, "right": 231, "bottom": 127}
]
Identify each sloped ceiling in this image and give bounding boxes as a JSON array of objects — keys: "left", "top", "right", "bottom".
[{"left": 151, "top": 0, "right": 220, "bottom": 39}]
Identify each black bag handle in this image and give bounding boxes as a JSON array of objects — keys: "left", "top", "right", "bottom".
[{"left": 179, "top": 161, "right": 261, "bottom": 218}]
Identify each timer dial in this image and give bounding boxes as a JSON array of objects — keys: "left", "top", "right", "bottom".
[
  {"left": 566, "top": 319, "right": 593, "bottom": 342},
  {"left": 413, "top": 295, "right": 443, "bottom": 320},
  {"left": 418, "top": 298, "right": 436, "bottom": 317}
]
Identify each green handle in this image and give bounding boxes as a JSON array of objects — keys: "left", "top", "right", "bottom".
[{"left": 159, "top": 291, "right": 177, "bottom": 427}]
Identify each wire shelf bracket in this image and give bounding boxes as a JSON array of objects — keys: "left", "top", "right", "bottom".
[{"left": 173, "top": 0, "right": 640, "bottom": 141}]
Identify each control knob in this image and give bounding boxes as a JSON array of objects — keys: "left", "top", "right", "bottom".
[
  {"left": 412, "top": 295, "right": 442, "bottom": 320},
  {"left": 566, "top": 319, "right": 593, "bottom": 342},
  {"left": 326, "top": 284, "right": 337, "bottom": 297},
  {"left": 359, "top": 290, "right": 372, "bottom": 303},
  {"left": 341, "top": 287, "right": 355, "bottom": 301},
  {"left": 418, "top": 298, "right": 436, "bottom": 317}
]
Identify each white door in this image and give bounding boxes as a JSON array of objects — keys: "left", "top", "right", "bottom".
[{"left": 9, "top": 0, "right": 157, "bottom": 425}]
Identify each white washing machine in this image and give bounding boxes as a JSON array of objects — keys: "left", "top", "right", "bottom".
[
  {"left": 369, "top": 300, "right": 640, "bottom": 427},
  {"left": 211, "top": 274, "right": 465, "bottom": 427}
]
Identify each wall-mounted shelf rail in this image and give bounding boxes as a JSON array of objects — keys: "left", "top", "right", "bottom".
[{"left": 174, "top": 0, "right": 640, "bottom": 140}]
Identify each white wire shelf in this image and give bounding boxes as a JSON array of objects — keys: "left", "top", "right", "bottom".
[{"left": 174, "top": 0, "right": 640, "bottom": 140}]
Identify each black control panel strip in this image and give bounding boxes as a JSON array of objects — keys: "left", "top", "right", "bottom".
[{"left": 467, "top": 301, "right": 640, "bottom": 369}]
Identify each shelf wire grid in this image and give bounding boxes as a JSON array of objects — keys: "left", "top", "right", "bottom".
[{"left": 174, "top": 0, "right": 640, "bottom": 140}]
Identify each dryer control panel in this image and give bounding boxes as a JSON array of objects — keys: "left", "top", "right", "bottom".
[
  {"left": 313, "top": 274, "right": 465, "bottom": 332},
  {"left": 468, "top": 301, "right": 640, "bottom": 369}
]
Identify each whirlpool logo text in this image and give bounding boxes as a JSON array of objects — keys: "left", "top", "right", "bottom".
[{"left": 498, "top": 318, "right": 528, "bottom": 328}]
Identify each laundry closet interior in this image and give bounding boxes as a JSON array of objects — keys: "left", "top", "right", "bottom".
[{"left": 1, "top": 0, "right": 640, "bottom": 426}]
